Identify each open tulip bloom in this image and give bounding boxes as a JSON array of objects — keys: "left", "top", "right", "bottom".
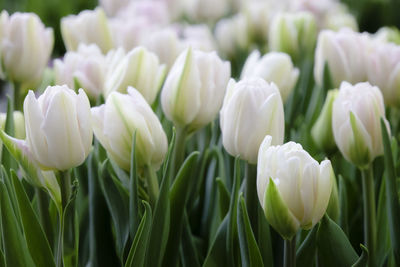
[{"left": 0, "top": 4, "right": 400, "bottom": 267}]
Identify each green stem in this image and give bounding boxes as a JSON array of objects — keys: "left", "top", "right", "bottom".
[
  {"left": 245, "top": 163, "right": 258, "bottom": 237},
  {"left": 56, "top": 170, "right": 71, "bottom": 267},
  {"left": 11, "top": 82, "right": 23, "bottom": 111},
  {"left": 171, "top": 127, "right": 188, "bottom": 177},
  {"left": 145, "top": 165, "right": 159, "bottom": 207},
  {"left": 284, "top": 237, "right": 296, "bottom": 267},
  {"left": 361, "top": 167, "right": 376, "bottom": 267},
  {"left": 36, "top": 187, "right": 54, "bottom": 248}
]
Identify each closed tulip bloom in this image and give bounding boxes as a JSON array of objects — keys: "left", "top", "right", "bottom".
[
  {"left": 24, "top": 85, "right": 93, "bottom": 170},
  {"left": 61, "top": 8, "right": 113, "bottom": 53},
  {"left": 185, "top": 0, "right": 230, "bottom": 22},
  {"left": 373, "top": 27, "right": 400, "bottom": 45},
  {"left": 99, "top": 0, "right": 130, "bottom": 16},
  {"left": 104, "top": 46, "right": 166, "bottom": 104},
  {"left": 241, "top": 51, "right": 299, "bottom": 102},
  {"left": 0, "top": 11, "right": 53, "bottom": 87},
  {"left": 257, "top": 136, "right": 333, "bottom": 239},
  {"left": 54, "top": 44, "right": 105, "bottom": 99},
  {"left": 366, "top": 43, "right": 400, "bottom": 107},
  {"left": 92, "top": 87, "right": 168, "bottom": 171},
  {"left": 269, "top": 12, "right": 317, "bottom": 61},
  {"left": 161, "top": 48, "right": 231, "bottom": 132},
  {"left": 220, "top": 78, "right": 284, "bottom": 164},
  {"left": 314, "top": 29, "right": 368, "bottom": 88},
  {"left": 332, "top": 82, "right": 390, "bottom": 168}
]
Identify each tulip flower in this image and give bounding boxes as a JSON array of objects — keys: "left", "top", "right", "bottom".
[
  {"left": 92, "top": 87, "right": 168, "bottom": 171},
  {"left": 104, "top": 46, "right": 166, "bottom": 104},
  {"left": 366, "top": 42, "right": 400, "bottom": 107},
  {"left": 54, "top": 44, "right": 106, "bottom": 100},
  {"left": 257, "top": 135, "right": 333, "bottom": 239},
  {"left": 314, "top": 29, "right": 368, "bottom": 88},
  {"left": 61, "top": 8, "right": 113, "bottom": 53},
  {"left": 220, "top": 78, "right": 284, "bottom": 164},
  {"left": 0, "top": 11, "right": 53, "bottom": 89},
  {"left": 269, "top": 12, "right": 317, "bottom": 61},
  {"left": 161, "top": 48, "right": 231, "bottom": 133},
  {"left": 24, "top": 85, "right": 93, "bottom": 171},
  {"left": 241, "top": 51, "right": 299, "bottom": 102},
  {"left": 332, "top": 82, "right": 390, "bottom": 168},
  {"left": 185, "top": 0, "right": 230, "bottom": 22}
]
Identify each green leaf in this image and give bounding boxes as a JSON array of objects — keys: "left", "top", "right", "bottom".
[
  {"left": 257, "top": 205, "right": 274, "bottom": 267},
  {"left": 338, "top": 175, "right": 349, "bottom": 235},
  {"left": 180, "top": 213, "right": 201, "bottom": 267},
  {"left": 129, "top": 132, "right": 141, "bottom": 238},
  {"left": 237, "top": 195, "right": 264, "bottom": 267},
  {"left": 296, "top": 225, "right": 318, "bottom": 266},
  {"left": 11, "top": 171, "right": 55, "bottom": 267},
  {"left": 203, "top": 216, "right": 229, "bottom": 267},
  {"left": 161, "top": 151, "right": 200, "bottom": 267},
  {"left": 317, "top": 215, "right": 358, "bottom": 267},
  {"left": 125, "top": 201, "right": 152, "bottom": 267},
  {"left": 216, "top": 177, "right": 230, "bottom": 218},
  {"left": 227, "top": 157, "right": 241, "bottom": 266},
  {"left": 146, "top": 131, "right": 175, "bottom": 267},
  {"left": 376, "top": 177, "right": 391, "bottom": 267},
  {"left": 98, "top": 160, "right": 129, "bottom": 258},
  {"left": 0, "top": 171, "right": 35, "bottom": 267},
  {"left": 87, "top": 154, "right": 120, "bottom": 267},
  {"left": 352, "top": 245, "right": 369, "bottom": 267},
  {"left": 381, "top": 118, "right": 400, "bottom": 265}
]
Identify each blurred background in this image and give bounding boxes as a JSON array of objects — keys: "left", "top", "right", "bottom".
[{"left": 1, "top": 0, "right": 400, "bottom": 57}]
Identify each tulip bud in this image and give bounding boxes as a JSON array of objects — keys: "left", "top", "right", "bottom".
[
  {"left": 92, "top": 87, "right": 168, "bottom": 171},
  {"left": 311, "top": 89, "right": 339, "bottom": 152},
  {"left": 54, "top": 44, "right": 106, "bottom": 100},
  {"left": 104, "top": 46, "right": 166, "bottom": 104},
  {"left": 61, "top": 8, "right": 113, "bottom": 53},
  {"left": 161, "top": 48, "right": 231, "bottom": 132},
  {"left": 24, "top": 85, "right": 93, "bottom": 170},
  {"left": 220, "top": 78, "right": 284, "bottom": 164},
  {"left": 0, "top": 11, "right": 53, "bottom": 88},
  {"left": 99, "top": 0, "right": 130, "bottom": 16},
  {"left": 214, "top": 14, "right": 250, "bottom": 57},
  {"left": 269, "top": 12, "right": 317, "bottom": 61},
  {"left": 241, "top": 51, "right": 299, "bottom": 102},
  {"left": 324, "top": 11, "right": 358, "bottom": 32},
  {"left": 332, "top": 82, "right": 390, "bottom": 168},
  {"left": 257, "top": 136, "right": 333, "bottom": 239},
  {"left": 314, "top": 29, "right": 368, "bottom": 88},
  {"left": 366, "top": 42, "right": 400, "bottom": 107},
  {"left": 373, "top": 27, "right": 400, "bottom": 45}
]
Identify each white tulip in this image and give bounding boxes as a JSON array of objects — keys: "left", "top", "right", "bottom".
[
  {"left": 104, "top": 46, "right": 166, "bottom": 104},
  {"left": 0, "top": 11, "right": 53, "bottom": 87},
  {"left": 373, "top": 27, "right": 400, "bottom": 45},
  {"left": 314, "top": 28, "right": 368, "bottom": 87},
  {"left": 92, "top": 87, "right": 168, "bottom": 171},
  {"left": 332, "top": 82, "right": 390, "bottom": 168},
  {"left": 214, "top": 14, "right": 250, "bottom": 57},
  {"left": 269, "top": 12, "right": 317, "bottom": 61},
  {"left": 185, "top": 0, "right": 230, "bottom": 22},
  {"left": 54, "top": 44, "right": 105, "bottom": 99},
  {"left": 257, "top": 135, "right": 333, "bottom": 239},
  {"left": 220, "top": 78, "right": 285, "bottom": 164},
  {"left": 99, "top": 0, "right": 130, "bottom": 16},
  {"left": 366, "top": 42, "right": 400, "bottom": 107},
  {"left": 161, "top": 48, "right": 231, "bottom": 132},
  {"left": 24, "top": 85, "right": 93, "bottom": 170},
  {"left": 61, "top": 8, "right": 113, "bottom": 53},
  {"left": 241, "top": 51, "right": 299, "bottom": 102}
]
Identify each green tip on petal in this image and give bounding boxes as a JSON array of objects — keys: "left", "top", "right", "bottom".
[
  {"left": 264, "top": 178, "right": 300, "bottom": 240},
  {"left": 348, "top": 111, "right": 371, "bottom": 168}
]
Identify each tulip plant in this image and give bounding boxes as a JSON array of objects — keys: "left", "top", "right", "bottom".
[{"left": 0, "top": 1, "right": 400, "bottom": 267}]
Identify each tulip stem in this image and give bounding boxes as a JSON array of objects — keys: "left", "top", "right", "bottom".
[
  {"left": 245, "top": 163, "right": 258, "bottom": 237},
  {"left": 145, "top": 165, "right": 159, "bottom": 207},
  {"left": 56, "top": 170, "right": 71, "bottom": 267},
  {"left": 284, "top": 238, "right": 296, "bottom": 267},
  {"left": 171, "top": 127, "right": 188, "bottom": 178},
  {"left": 11, "top": 82, "right": 23, "bottom": 111},
  {"left": 362, "top": 166, "right": 376, "bottom": 267}
]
